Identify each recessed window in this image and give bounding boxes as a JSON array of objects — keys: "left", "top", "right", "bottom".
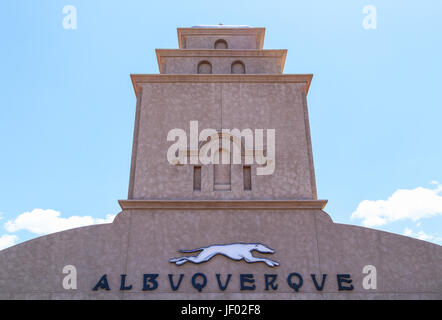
[
  {"left": 193, "top": 166, "right": 201, "bottom": 191},
  {"left": 243, "top": 166, "right": 252, "bottom": 191},
  {"left": 214, "top": 39, "right": 228, "bottom": 49},
  {"left": 197, "top": 61, "right": 212, "bottom": 74},
  {"left": 231, "top": 60, "right": 245, "bottom": 74},
  {"left": 214, "top": 148, "right": 231, "bottom": 191}
]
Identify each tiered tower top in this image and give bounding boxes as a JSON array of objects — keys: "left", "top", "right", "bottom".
[
  {"left": 126, "top": 26, "right": 318, "bottom": 204},
  {"left": 156, "top": 26, "right": 287, "bottom": 74},
  {"left": 177, "top": 25, "right": 266, "bottom": 49}
]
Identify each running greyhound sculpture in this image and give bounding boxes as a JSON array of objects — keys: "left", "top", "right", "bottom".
[{"left": 169, "top": 243, "right": 279, "bottom": 267}]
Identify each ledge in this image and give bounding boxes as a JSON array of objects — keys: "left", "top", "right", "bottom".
[
  {"left": 118, "top": 199, "right": 327, "bottom": 210},
  {"left": 130, "top": 74, "right": 313, "bottom": 96},
  {"left": 156, "top": 49, "right": 286, "bottom": 57}
]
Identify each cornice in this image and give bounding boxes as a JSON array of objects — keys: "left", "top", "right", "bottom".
[
  {"left": 130, "top": 74, "right": 313, "bottom": 96},
  {"left": 156, "top": 49, "right": 286, "bottom": 57},
  {"left": 118, "top": 199, "right": 327, "bottom": 210}
]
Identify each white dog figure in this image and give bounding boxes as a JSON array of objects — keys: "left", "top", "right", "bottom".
[{"left": 169, "top": 243, "right": 279, "bottom": 267}]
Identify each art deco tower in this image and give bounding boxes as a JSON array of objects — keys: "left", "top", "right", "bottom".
[{"left": 125, "top": 26, "right": 323, "bottom": 210}]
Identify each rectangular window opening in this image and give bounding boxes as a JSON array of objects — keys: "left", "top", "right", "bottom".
[
  {"left": 243, "top": 166, "right": 252, "bottom": 191},
  {"left": 193, "top": 166, "right": 201, "bottom": 191}
]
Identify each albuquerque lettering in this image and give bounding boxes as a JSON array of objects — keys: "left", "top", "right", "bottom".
[{"left": 91, "top": 273, "right": 355, "bottom": 292}]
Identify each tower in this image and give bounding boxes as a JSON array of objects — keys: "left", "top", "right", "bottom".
[{"left": 126, "top": 25, "right": 324, "bottom": 207}]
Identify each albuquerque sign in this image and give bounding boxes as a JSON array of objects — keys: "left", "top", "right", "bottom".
[{"left": 77, "top": 242, "right": 377, "bottom": 293}]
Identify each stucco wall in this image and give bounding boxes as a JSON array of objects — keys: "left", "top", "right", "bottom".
[
  {"left": 162, "top": 56, "right": 283, "bottom": 74},
  {"left": 0, "top": 209, "right": 440, "bottom": 299},
  {"left": 130, "top": 81, "right": 315, "bottom": 200},
  {"left": 184, "top": 35, "right": 258, "bottom": 50}
]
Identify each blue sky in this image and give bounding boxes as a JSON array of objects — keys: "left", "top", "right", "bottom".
[{"left": 1, "top": 0, "right": 441, "bottom": 248}]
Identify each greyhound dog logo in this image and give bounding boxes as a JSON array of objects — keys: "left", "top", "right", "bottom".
[{"left": 169, "top": 243, "right": 279, "bottom": 267}]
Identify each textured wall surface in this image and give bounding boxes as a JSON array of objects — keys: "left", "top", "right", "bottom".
[
  {"left": 184, "top": 35, "right": 258, "bottom": 49},
  {"left": 130, "top": 81, "right": 315, "bottom": 200},
  {"left": 161, "top": 55, "right": 284, "bottom": 74},
  {"left": 0, "top": 209, "right": 441, "bottom": 300}
]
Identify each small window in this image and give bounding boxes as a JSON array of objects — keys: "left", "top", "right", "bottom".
[
  {"left": 243, "top": 166, "right": 251, "bottom": 191},
  {"left": 214, "top": 164, "right": 231, "bottom": 191},
  {"left": 231, "top": 60, "right": 245, "bottom": 74},
  {"left": 197, "top": 61, "right": 212, "bottom": 74},
  {"left": 214, "top": 148, "right": 231, "bottom": 191},
  {"left": 193, "top": 166, "right": 201, "bottom": 191},
  {"left": 214, "top": 39, "right": 228, "bottom": 49}
]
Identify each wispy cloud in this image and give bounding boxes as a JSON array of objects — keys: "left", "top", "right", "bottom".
[
  {"left": 4, "top": 209, "right": 115, "bottom": 235},
  {"left": 403, "top": 227, "right": 442, "bottom": 244},
  {"left": 351, "top": 182, "right": 442, "bottom": 227},
  {"left": 0, "top": 234, "right": 19, "bottom": 250}
]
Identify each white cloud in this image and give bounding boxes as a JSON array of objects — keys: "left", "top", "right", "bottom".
[
  {"left": 4, "top": 209, "right": 115, "bottom": 235},
  {"left": 403, "top": 227, "right": 442, "bottom": 243},
  {"left": 351, "top": 183, "right": 442, "bottom": 227},
  {"left": 0, "top": 234, "right": 19, "bottom": 250}
]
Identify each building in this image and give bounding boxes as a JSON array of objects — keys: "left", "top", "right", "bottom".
[{"left": 0, "top": 26, "right": 441, "bottom": 299}]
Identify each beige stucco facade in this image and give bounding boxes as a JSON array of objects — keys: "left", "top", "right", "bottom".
[{"left": 0, "top": 26, "right": 441, "bottom": 300}]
